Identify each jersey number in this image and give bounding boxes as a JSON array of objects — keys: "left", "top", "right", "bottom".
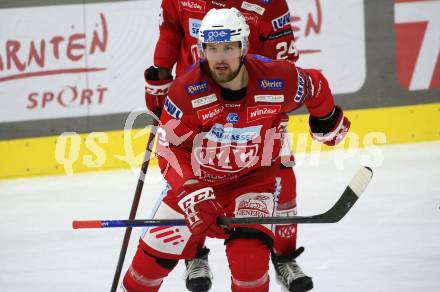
[{"left": 276, "top": 40, "right": 298, "bottom": 60}]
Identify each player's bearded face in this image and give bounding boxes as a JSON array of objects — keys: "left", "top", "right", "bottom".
[{"left": 204, "top": 42, "right": 242, "bottom": 84}]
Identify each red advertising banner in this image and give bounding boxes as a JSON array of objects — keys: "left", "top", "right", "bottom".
[{"left": 395, "top": 0, "right": 440, "bottom": 90}]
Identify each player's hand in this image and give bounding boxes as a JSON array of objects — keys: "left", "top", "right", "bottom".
[
  {"left": 177, "top": 182, "right": 228, "bottom": 239},
  {"left": 144, "top": 66, "right": 173, "bottom": 115},
  {"left": 309, "top": 105, "right": 351, "bottom": 146}
]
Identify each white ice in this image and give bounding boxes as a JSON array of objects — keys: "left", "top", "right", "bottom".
[{"left": 1, "top": 142, "right": 440, "bottom": 292}]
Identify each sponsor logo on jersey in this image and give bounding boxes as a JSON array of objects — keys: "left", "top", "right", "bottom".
[
  {"left": 236, "top": 193, "right": 273, "bottom": 217},
  {"left": 199, "top": 172, "right": 237, "bottom": 182},
  {"left": 206, "top": 124, "right": 262, "bottom": 143},
  {"left": 226, "top": 113, "right": 239, "bottom": 124},
  {"left": 191, "top": 93, "right": 217, "bottom": 108},
  {"left": 193, "top": 143, "right": 259, "bottom": 173},
  {"left": 164, "top": 97, "right": 183, "bottom": 120},
  {"left": 267, "top": 28, "right": 294, "bottom": 40},
  {"left": 251, "top": 54, "right": 272, "bottom": 63},
  {"left": 241, "top": 12, "right": 258, "bottom": 25},
  {"left": 189, "top": 18, "right": 202, "bottom": 38},
  {"left": 224, "top": 103, "right": 242, "bottom": 108},
  {"left": 254, "top": 95, "right": 284, "bottom": 103},
  {"left": 197, "top": 104, "right": 223, "bottom": 123},
  {"left": 241, "top": 1, "right": 265, "bottom": 15},
  {"left": 211, "top": 0, "right": 226, "bottom": 7},
  {"left": 179, "top": 0, "right": 206, "bottom": 13},
  {"left": 272, "top": 12, "right": 291, "bottom": 30},
  {"left": 276, "top": 225, "right": 297, "bottom": 238},
  {"left": 294, "top": 70, "right": 307, "bottom": 103},
  {"left": 259, "top": 79, "right": 285, "bottom": 90},
  {"left": 186, "top": 80, "right": 208, "bottom": 95},
  {"left": 203, "top": 29, "right": 231, "bottom": 42},
  {"left": 247, "top": 105, "right": 281, "bottom": 122}
]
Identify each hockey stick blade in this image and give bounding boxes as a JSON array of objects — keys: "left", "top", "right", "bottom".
[
  {"left": 220, "top": 166, "right": 373, "bottom": 225},
  {"left": 72, "top": 167, "right": 373, "bottom": 229}
]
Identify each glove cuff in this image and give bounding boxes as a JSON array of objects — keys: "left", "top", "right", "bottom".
[
  {"left": 310, "top": 114, "right": 344, "bottom": 143},
  {"left": 309, "top": 105, "right": 348, "bottom": 144},
  {"left": 145, "top": 79, "right": 173, "bottom": 95},
  {"left": 177, "top": 187, "right": 215, "bottom": 212}
]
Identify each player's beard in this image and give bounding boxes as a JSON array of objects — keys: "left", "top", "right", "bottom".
[{"left": 209, "top": 61, "right": 241, "bottom": 84}]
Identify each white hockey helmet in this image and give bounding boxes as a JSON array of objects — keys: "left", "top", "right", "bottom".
[{"left": 198, "top": 8, "right": 250, "bottom": 57}]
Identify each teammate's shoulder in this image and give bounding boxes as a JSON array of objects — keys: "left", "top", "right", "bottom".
[{"left": 245, "top": 54, "right": 295, "bottom": 73}]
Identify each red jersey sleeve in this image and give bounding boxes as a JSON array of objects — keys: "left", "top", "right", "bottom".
[
  {"left": 154, "top": 0, "right": 183, "bottom": 70},
  {"left": 256, "top": 0, "right": 299, "bottom": 62},
  {"left": 281, "top": 61, "right": 334, "bottom": 118},
  {"left": 301, "top": 68, "right": 335, "bottom": 118},
  {"left": 155, "top": 84, "right": 198, "bottom": 191}
]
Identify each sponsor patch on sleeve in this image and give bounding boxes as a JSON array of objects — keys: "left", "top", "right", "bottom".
[
  {"left": 189, "top": 18, "right": 202, "bottom": 38},
  {"left": 272, "top": 11, "right": 291, "bottom": 30},
  {"left": 294, "top": 69, "right": 307, "bottom": 103},
  {"left": 267, "top": 28, "right": 293, "bottom": 40},
  {"left": 164, "top": 97, "right": 183, "bottom": 120}
]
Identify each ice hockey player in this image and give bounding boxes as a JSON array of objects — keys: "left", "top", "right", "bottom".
[
  {"left": 121, "top": 7, "right": 350, "bottom": 292},
  {"left": 143, "top": 1, "right": 314, "bottom": 291}
]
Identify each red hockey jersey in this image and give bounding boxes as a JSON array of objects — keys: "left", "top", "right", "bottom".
[
  {"left": 155, "top": 0, "right": 298, "bottom": 77},
  {"left": 156, "top": 54, "right": 334, "bottom": 192}
]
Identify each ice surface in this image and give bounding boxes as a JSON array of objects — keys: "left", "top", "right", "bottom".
[{"left": 1, "top": 142, "right": 440, "bottom": 292}]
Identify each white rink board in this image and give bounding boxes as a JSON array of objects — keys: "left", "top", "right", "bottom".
[
  {"left": 0, "top": 1, "right": 160, "bottom": 122},
  {"left": 0, "top": 0, "right": 365, "bottom": 123},
  {"left": 286, "top": 0, "right": 366, "bottom": 95}
]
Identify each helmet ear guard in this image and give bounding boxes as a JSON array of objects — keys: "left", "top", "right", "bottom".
[{"left": 197, "top": 8, "right": 250, "bottom": 58}]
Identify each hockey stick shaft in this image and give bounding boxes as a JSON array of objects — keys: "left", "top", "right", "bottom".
[
  {"left": 73, "top": 167, "right": 373, "bottom": 229},
  {"left": 109, "top": 112, "right": 159, "bottom": 292}
]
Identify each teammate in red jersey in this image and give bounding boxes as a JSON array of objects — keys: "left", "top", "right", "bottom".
[
  {"left": 153, "top": 0, "right": 297, "bottom": 78},
  {"left": 144, "top": 1, "right": 304, "bottom": 291},
  {"left": 145, "top": 0, "right": 298, "bottom": 114},
  {"left": 122, "top": 8, "right": 350, "bottom": 292}
]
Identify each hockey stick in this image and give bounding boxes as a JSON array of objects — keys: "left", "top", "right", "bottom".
[
  {"left": 109, "top": 110, "right": 160, "bottom": 292},
  {"left": 74, "top": 166, "right": 372, "bottom": 229}
]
